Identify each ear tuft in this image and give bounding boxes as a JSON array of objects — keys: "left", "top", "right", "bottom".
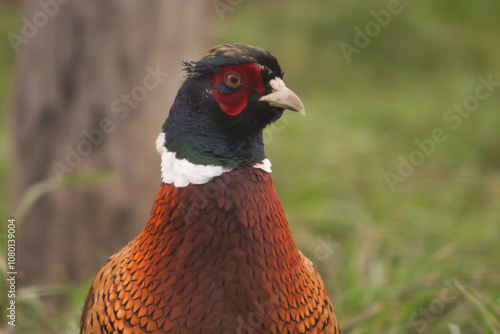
[
  {"left": 181, "top": 56, "right": 252, "bottom": 79},
  {"left": 181, "top": 60, "right": 210, "bottom": 78}
]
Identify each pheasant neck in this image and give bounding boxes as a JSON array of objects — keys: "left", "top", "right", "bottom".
[
  {"left": 156, "top": 132, "right": 272, "bottom": 187},
  {"left": 134, "top": 166, "right": 302, "bottom": 291}
]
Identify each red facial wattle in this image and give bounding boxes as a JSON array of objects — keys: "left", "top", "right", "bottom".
[{"left": 210, "top": 64, "right": 266, "bottom": 116}]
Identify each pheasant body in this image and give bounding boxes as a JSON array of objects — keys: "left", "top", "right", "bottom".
[{"left": 81, "top": 44, "right": 339, "bottom": 333}]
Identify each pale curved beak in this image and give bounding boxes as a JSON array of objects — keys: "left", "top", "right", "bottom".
[{"left": 258, "top": 78, "right": 305, "bottom": 116}]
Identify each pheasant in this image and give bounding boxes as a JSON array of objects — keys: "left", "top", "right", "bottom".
[{"left": 80, "top": 43, "right": 340, "bottom": 333}]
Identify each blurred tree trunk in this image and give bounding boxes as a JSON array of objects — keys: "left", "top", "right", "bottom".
[{"left": 13, "top": 0, "right": 211, "bottom": 285}]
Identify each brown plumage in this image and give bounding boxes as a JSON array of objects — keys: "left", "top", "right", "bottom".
[{"left": 81, "top": 168, "right": 339, "bottom": 333}]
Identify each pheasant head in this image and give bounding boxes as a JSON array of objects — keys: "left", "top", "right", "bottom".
[{"left": 158, "top": 43, "right": 305, "bottom": 186}]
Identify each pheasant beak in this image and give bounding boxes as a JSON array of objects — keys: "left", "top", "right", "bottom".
[{"left": 258, "top": 78, "right": 306, "bottom": 116}]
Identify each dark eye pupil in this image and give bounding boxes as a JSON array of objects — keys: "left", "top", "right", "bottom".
[{"left": 226, "top": 74, "right": 241, "bottom": 86}]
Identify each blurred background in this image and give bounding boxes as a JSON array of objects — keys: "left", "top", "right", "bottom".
[{"left": 1, "top": 0, "right": 500, "bottom": 333}]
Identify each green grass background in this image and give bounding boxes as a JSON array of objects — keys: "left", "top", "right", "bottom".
[{"left": 1, "top": 0, "right": 500, "bottom": 333}]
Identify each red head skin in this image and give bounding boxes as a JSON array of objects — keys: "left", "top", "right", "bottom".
[{"left": 210, "top": 64, "right": 266, "bottom": 116}]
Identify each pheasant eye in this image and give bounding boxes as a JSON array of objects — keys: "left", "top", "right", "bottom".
[{"left": 225, "top": 73, "right": 242, "bottom": 88}]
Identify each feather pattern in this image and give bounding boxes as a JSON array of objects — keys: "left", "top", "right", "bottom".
[{"left": 81, "top": 167, "right": 339, "bottom": 333}]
